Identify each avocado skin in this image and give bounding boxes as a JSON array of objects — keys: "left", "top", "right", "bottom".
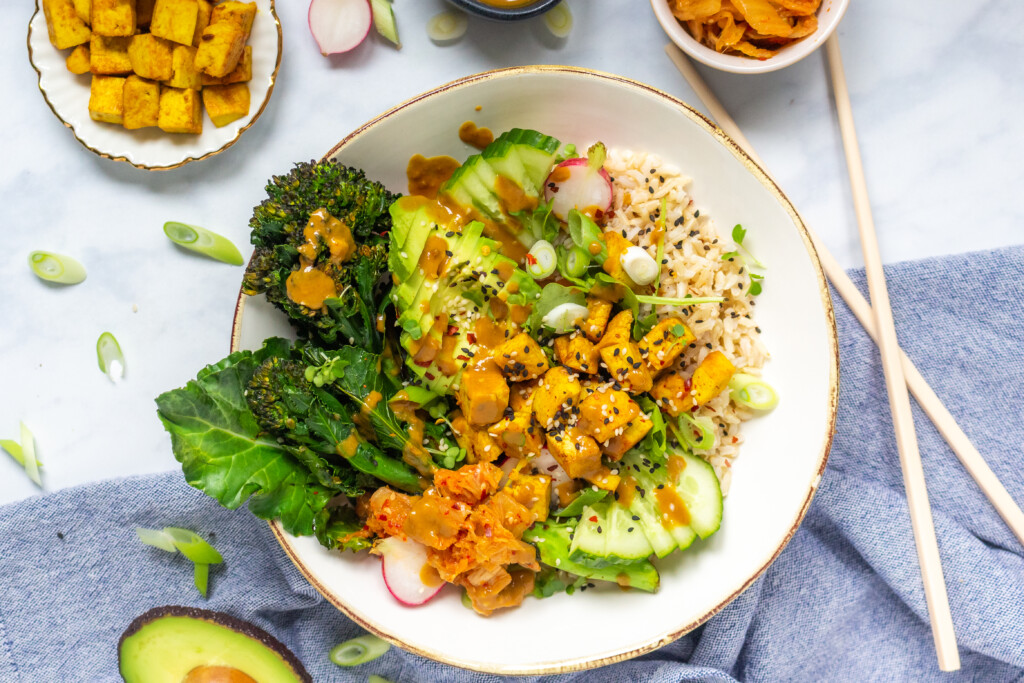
[{"left": 118, "top": 605, "right": 312, "bottom": 683}]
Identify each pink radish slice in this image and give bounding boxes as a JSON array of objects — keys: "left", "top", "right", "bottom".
[
  {"left": 544, "top": 142, "right": 614, "bottom": 222},
  {"left": 378, "top": 536, "right": 444, "bottom": 606},
  {"left": 308, "top": 0, "right": 372, "bottom": 55}
]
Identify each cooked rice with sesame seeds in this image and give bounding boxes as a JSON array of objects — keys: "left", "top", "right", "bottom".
[{"left": 605, "top": 149, "right": 768, "bottom": 493}]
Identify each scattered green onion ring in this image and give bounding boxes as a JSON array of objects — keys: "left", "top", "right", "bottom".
[
  {"left": 135, "top": 527, "right": 178, "bottom": 553},
  {"left": 1, "top": 430, "right": 43, "bottom": 486},
  {"left": 28, "top": 251, "right": 87, "bottom": 284},
  {"left": 527, "top": 240, "right": 557, "bottom": 279},
  {"left": 676, "top": 413, "right": 715, "bottom": 451},
  {"left": 461, "top": 590, "right": 473, "bottom": 610},
  {"left": 163, "top": 222, "right": 244, "bottom": 265},
  {"left": 97, "top": 332, "right": 125, "bottom": 383},
  {"left": 542, "top": 302, "right": 589, "bottom": 333},
  {"left": 542, "top": 2, "right": 572, "bottom": 38},
  {"left": 564, "top": 246, "right": 591, "bottom": 278},
  {"left": 426, "top": 11, "right": 467, "bottom": 43},
  {"left": 194, "top": 563, "right": 210, "bottom": 598},
  {"left": 329, "top": 635, "right": 391, "bottom": 667},
  {"left": 729, "top": 373, "right": 779, "bottom": 410},
  {"left": 163, "top": 527, "right": 224, "bottom": 564},
  {"left": 635, "top": 294, "right": 725, "bottom": 306},
  {"left": 20, "top": 422, "right": 42, "bottom": 487}
]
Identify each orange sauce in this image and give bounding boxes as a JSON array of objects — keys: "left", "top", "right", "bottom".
[
  {"left": 338, "top": 432, "right": 361, "bottom": 458},
  {"left": 549, "top": 165, "right": 570, "bottom": 183},
  {"left": 667, "top": 454, "right": 687, "bottom": 481},
  {"left": 616, "top": 475, "right": 638, "bottom": 508},
  {"left": 418, "top": 234, "right": 450, "bottom": 279},
  {"left": 509, "top": 304, "right": 530, "bottom": 325},
  {"left": 420, "top": 562, "right": 444, "bottom": 588},
  {"left": 654, "top": 484, "right": 691, "bottom": 528},
  {"left": 285, "top": 266, "right": 336, "bottom": 310},
  {"left": 458, "top": 121, "right": 494, "bottom": 150},
  {"left": 391, "top": 400, "right": 434, "bottom": 476},
  {"left": 473, "top": 316, "right": 509, "bottom": 349},
  {"left": 555, "top": 480, "right": 581, "bottom": 508},
  {"left": 489, "top": 297, "right": 509, "bottom": 320},
  {"left": 587, "top": 240, "right": 603, "bottom": 255},
  {"left": 495, "top": 175, "right": 537, "bottom": 214},
  {"left": 285, "top": 208, "right": 358, "bottom": 309},
  {"left": 407, "top": 154, "right": 460, "bottom": 199}
]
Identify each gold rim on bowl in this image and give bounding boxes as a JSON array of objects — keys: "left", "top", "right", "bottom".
[
  {"left": 27, "top": 0, "right": 283, "bottom": 171},
  {"left": 230, "top": 64, "right": 840, "bottom": 676}
]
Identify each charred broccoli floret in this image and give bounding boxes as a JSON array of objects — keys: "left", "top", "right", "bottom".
[{"left": 242, "top": 160, "right": 399, "bottom": 350}]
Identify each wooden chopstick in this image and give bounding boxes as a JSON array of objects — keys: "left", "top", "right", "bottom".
[
  {"left": 824, "top": 36, "right": 959, "bottom": 671},
  {"left": 664, "top": 43, "right": 1024, "bottom": 553}
]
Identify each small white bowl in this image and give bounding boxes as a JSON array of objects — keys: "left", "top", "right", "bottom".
[{"left": 650, "top": 0, "right": 850, "bottom": 74}]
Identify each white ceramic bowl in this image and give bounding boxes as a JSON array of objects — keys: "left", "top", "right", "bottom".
[
  {"left": 231, "top": 66, "right": 839, "bottom": 675},
  {"left": 651, "top": 0, "right": 850, "bottom": 74},
  {"left": 27, "top": 0, "right": 281, "bottom": 170}
]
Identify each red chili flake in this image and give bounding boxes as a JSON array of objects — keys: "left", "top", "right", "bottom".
[
  {"left": 589, "top": 515, "right": 598, "bottom": 523},
  {"left": 526, "top": 253, "right": 538, "bottom": 266},
  {"left": 414, "top": 358, "right": 432, "bottom": 368},
  {"left": 456, "top": 354, "right": 469, "bottom": 361},
  {"left": 732, "top": 436, "right": 739, "bottom": 443},
  {"left": 467, "top": 333, "right": 477, "bottom": 344},
  {"left": 683, "top": 378, "right": 692, "bottom": 393},
  {"left": 425, "top": 372, "right": 436, "bottom": 380},
  {"left": 446, "top": 325, "right": 458, "bottom": 336}
]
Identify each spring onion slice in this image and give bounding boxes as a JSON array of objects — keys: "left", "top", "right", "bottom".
[
  {"left": 20, "top": 422, "right": 42, "bottom": 487},
  {"left": 542, "top": 2, "right": 572, "bottom": 38},
  {"left": 194, "top": 562, "right": 210, "bottom": 598},
  {"left": 635, "top": 294, "right": 725, "bottom": 306},
  {"left": 527, "top": 240, "right": 557, "bottom": 279},
  {"left": 542, "top": 302, "right": 589, "bottom": 333},
  {"left": 564, "top": 246, "right": 591, "bottom": 278},
  {"left": 368, "top": 676, "right": 394, "bottom": 683},
  {"left": 28, "top": 251, "right": 87, "bottom": 284},
  {"left": 163, "top": 527, "right": 223, "bottom": 564},
  {"left": 675, "top": 413, "right": 715, "bottom": 451},
  {"left": 369, "top": 0, "right": 400, "bottom": 46},
  {"left": 97, "top": 332, "right": 125, "bottom": 383},
  {"left": 654, "top": 197, "right": 667, "bottom": 292},
  {"left": 620, "top": 246, "right": 659, "bottom": 286},
  {"left": 329, "top": 635, "right": 390, "bottom": 666},
  {"left": 136, "top": 527, "right": 178, "bottom": 553},
  {"left": 163, "top": 222, "right": 243, "bottom": 265},
  {"left": 1, "top": 437, "right": 43, "bottom": 480},
  {"left": 426, "top": 11, "right": 467, "bottom": 43},
  {"left": 729, "top": 373, "right": 779, "bottom": 410}
]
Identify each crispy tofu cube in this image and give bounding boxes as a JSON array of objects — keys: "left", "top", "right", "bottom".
[
  {"left": 91, "top": 0, "right": 135, "bottom": 36},
  {"left": 690, "top": 350, "right": 736, "bottom": 407},
  {"left": 89, "top": 33, "right": 131, "bottom": 74},
  {"left": 650, "top": 372, "right": 689, "bottom": 417},
  {"left": 508, "top": 378, "right": 540, "bottom": 413},
  {"left": 545, "top": 426, "right": 601, "bottom": 480},
  {"left": 151, "top": 0, "right": 199, "bottom": 45},
  {"left": 193, "top": 21, "right": 245, "bottom": 78},
  {"left": 202, "top": 83, "right": 249, "bottom": 126},
  {"left": 599, "top": 341, "right": 653, "bottom": 394},
  {"left": 192, "top": 0, "right": 212, "bottom": 46},
  {"left": 581, "top": 297, "right": 613, "bottom": 342},
  {"left": 532, "top": 367, "right": 581, "bottom": 428},
  {"left": 504, "top": 468, "right": 551, "bottom": 522},
  {"left": 586, "top": 467, "right": 621, "bottom": 491},
  {"left": 122, "top": 75, "right": 160, "bottom": 130},
  {"left": 640, "top": 318, "right": 695, "bottom": 374},
  {"left": 66, "top": 45, "right": 91, "bottom": 74},
  {"left": 88, "top": 74, "right": 126, "bottom": 123},
  {"left": 167, "top": 45, "right": 201, "bottom": 89},
  {"left": 72, "top": 0, "right": 91, "bottom": 25},
  {"left": 211, "top": 0, "right": 257, "bottom": 39},
  {"left": 201, "top": 44, "right": 251, "bottom": 84},
  {"left": 157, "top": 86, "right": 202, "bottom": 133},
  {"left": 602, "top": 412, "right": 652, "bottom": 460},
  {"left": 594, "top": 309, "right": 632, "bottom": 350},
  {"left": 577, "top": 389, "right": 640, "bottom": 443},
  {"left": 491, "top": 332, "right": 549, "bottom": 382},
  {"left": 457, "top": 359, "right": 509, "bottom": 426},
  {"left": 137, "top": 0, "right": 156, "bottom": 25},
  {"left": 554, "top": 333, "right": 600, "bottom": 375},
  {"left": 128, "top": 34, "right": 174, "bottom": 81},
  {"left": 450, "top": 411, "right": 501, "bottom": 464},
  {"left": 43, "top": 0, "right": 91, "bottom": 49},
  {"left": 487, "top": 410, "right": 544, "bottom": 460}
]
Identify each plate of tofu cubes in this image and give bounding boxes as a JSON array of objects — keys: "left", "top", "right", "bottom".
[{"left": 29, "top": 0, "right": 281, "bottom": 169}]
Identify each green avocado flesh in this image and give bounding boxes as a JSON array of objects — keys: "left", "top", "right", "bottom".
[{"left": 119, "top": 607, "right": 310, "bottom": 683}]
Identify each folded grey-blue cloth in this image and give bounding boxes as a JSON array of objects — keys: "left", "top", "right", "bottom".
[{"left": 2, "top": 246, "right": 1022, "bottom": 682}]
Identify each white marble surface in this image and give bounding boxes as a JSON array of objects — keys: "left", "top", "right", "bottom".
[{"left": 1, "top": 0, "right": 1021, "bottom": 505}]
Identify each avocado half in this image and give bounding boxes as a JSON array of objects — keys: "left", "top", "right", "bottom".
[{"left": 118, "top": 606, "right": 312, "bottom": 683}]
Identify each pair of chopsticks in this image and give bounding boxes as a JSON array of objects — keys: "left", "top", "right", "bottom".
[{"left": 666, "top": 40, "right": 1024, "bottom": 672}]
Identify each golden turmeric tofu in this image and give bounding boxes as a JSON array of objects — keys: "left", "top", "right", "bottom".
[
  {"left": 192, "top": 0, "right": 212, "bottom": 46},
  {"left": 508, "top": 378, "right": 540, "bottom": 413},
  {"left": 602, "top": 412, "right": 652, "bottom": 461},
  {"left": 157, "top": 85, "right": 202, "bottom": 133},
  {"left": 167, "top": 45, "right": 201, "bottom": 89},
  {"left": 450, "top": 410, "right": 502, "bottom": 463},
  {"left": 553, "top": 333, "right": 600, "bottom": 375},
  {"left": 128, "top": 34, "right": 174, "bottom": 81},
  {"left": 586, "top": 466, "right": 621, "bottom": 492},
  {"left": 89, "top": 33, "right": 131, "bottom": 74},
  {"left": 602, "top": 230, "right": 634, "bottom": 283},
  {"left": 640, "top": 318, "right": 695, "bottom": 374},
  {"left": 211, "top": 0, "right": 257, "bottom": 39},
  {"left": 544, "top": 426, "right": 601, "bottom": 480},
  {"left": 690, "top": 350, "right": 736, "bottom": 408},
  {"left": 201, "top": 45, "right": 251, "bottom": 84},
  {"left": 65, "top": 45, "right": 91, "bottom": 74},
  {"left": 193, "top": 21, "right": 245, "bottom": 78},
  {"left": 137, "top": 0, "right": 156, "bottom": 25},
  {"left": 91, "top": 0, "right": 135, "bottom": 36},
  {"left": 491, "top": 332, "right": 549, "bottom": 382},
  {"left": 43, "top": 0, "right": 91, "bottom": 49},
  {"left": 202, "top": 83, "right": 249, "bottom": 127},
  {"left": 504, "top": 468, "right": 551, "bottom": 522},
  {"left": 150, "top": 0, "right": 199, "bottom": 45},
  {"left": 599, "top": 341, "right": 653, "bottom": 394},
  {"left": 594, "top": 309, "right": 632, "bottom": 350},
  {"left": 122, "top": 75, "right": 160, "bottom": 130},
  {"left": 487, "top": 410, "right": 543, "bottom": 460},
  {"left": 577, "top": 389, "right": 640, "bottom": 443},
  {"left": 72, "top": 0, "right": 91, "bottom": 25},
  {"left": 457, "top": 359, "right": 509, "bottom": 426},
  {"left": 88, "top": 74, "right": 126, "bottom": 124},
  {"left": 650, "top": 371, "right": 689, "bottom": 417},
  {"left": 580, "top": 297, "right": 613, "bottom": 342},
  {"left": 532, "top": 366, "right": 581, "bottom": 428}
]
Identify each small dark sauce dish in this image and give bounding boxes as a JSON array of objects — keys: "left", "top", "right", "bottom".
[{"left": 446, "top": 0, "right": 562, "bottom": 21}]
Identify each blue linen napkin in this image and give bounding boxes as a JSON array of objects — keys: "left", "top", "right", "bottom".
[{"left": 1, "top": 246, "right": 1022, "bottom": 683}]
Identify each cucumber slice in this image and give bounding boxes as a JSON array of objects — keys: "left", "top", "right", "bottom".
[
  {"left": 621, "top": 480, "right": 677, "bottom": 558},
  {"left": 569, "top": 501, "right": 653, "bottom": 567},
  {"left": 481, "top": 139, "right": 537, "bottom": 196},
  {"left": 673, "top": 452, "right": 723, "bottom": 539},
  {"left": 443, "top": 164, "right": 503, "bottom": 220}
]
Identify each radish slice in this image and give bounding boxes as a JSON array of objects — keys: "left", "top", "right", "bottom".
[
  {"left": 544, "top": 142, "right": 613, "bottom": 222},
  {"left": 308, "top": 0, "right": 372, "bottom": 55},
  {"left": 427, "top": 11, "right": 467, "bottom": 44},
  {"left": 378, "top": 536, "right": 444, "bottom": 606}
]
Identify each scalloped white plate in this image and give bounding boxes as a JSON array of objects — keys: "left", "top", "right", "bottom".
[
  {"left": 231, "top": 67, "right": 839, "bottom": 675},
  {"left": 28, "top": 0, "right": 281, "bottom": 170}
]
